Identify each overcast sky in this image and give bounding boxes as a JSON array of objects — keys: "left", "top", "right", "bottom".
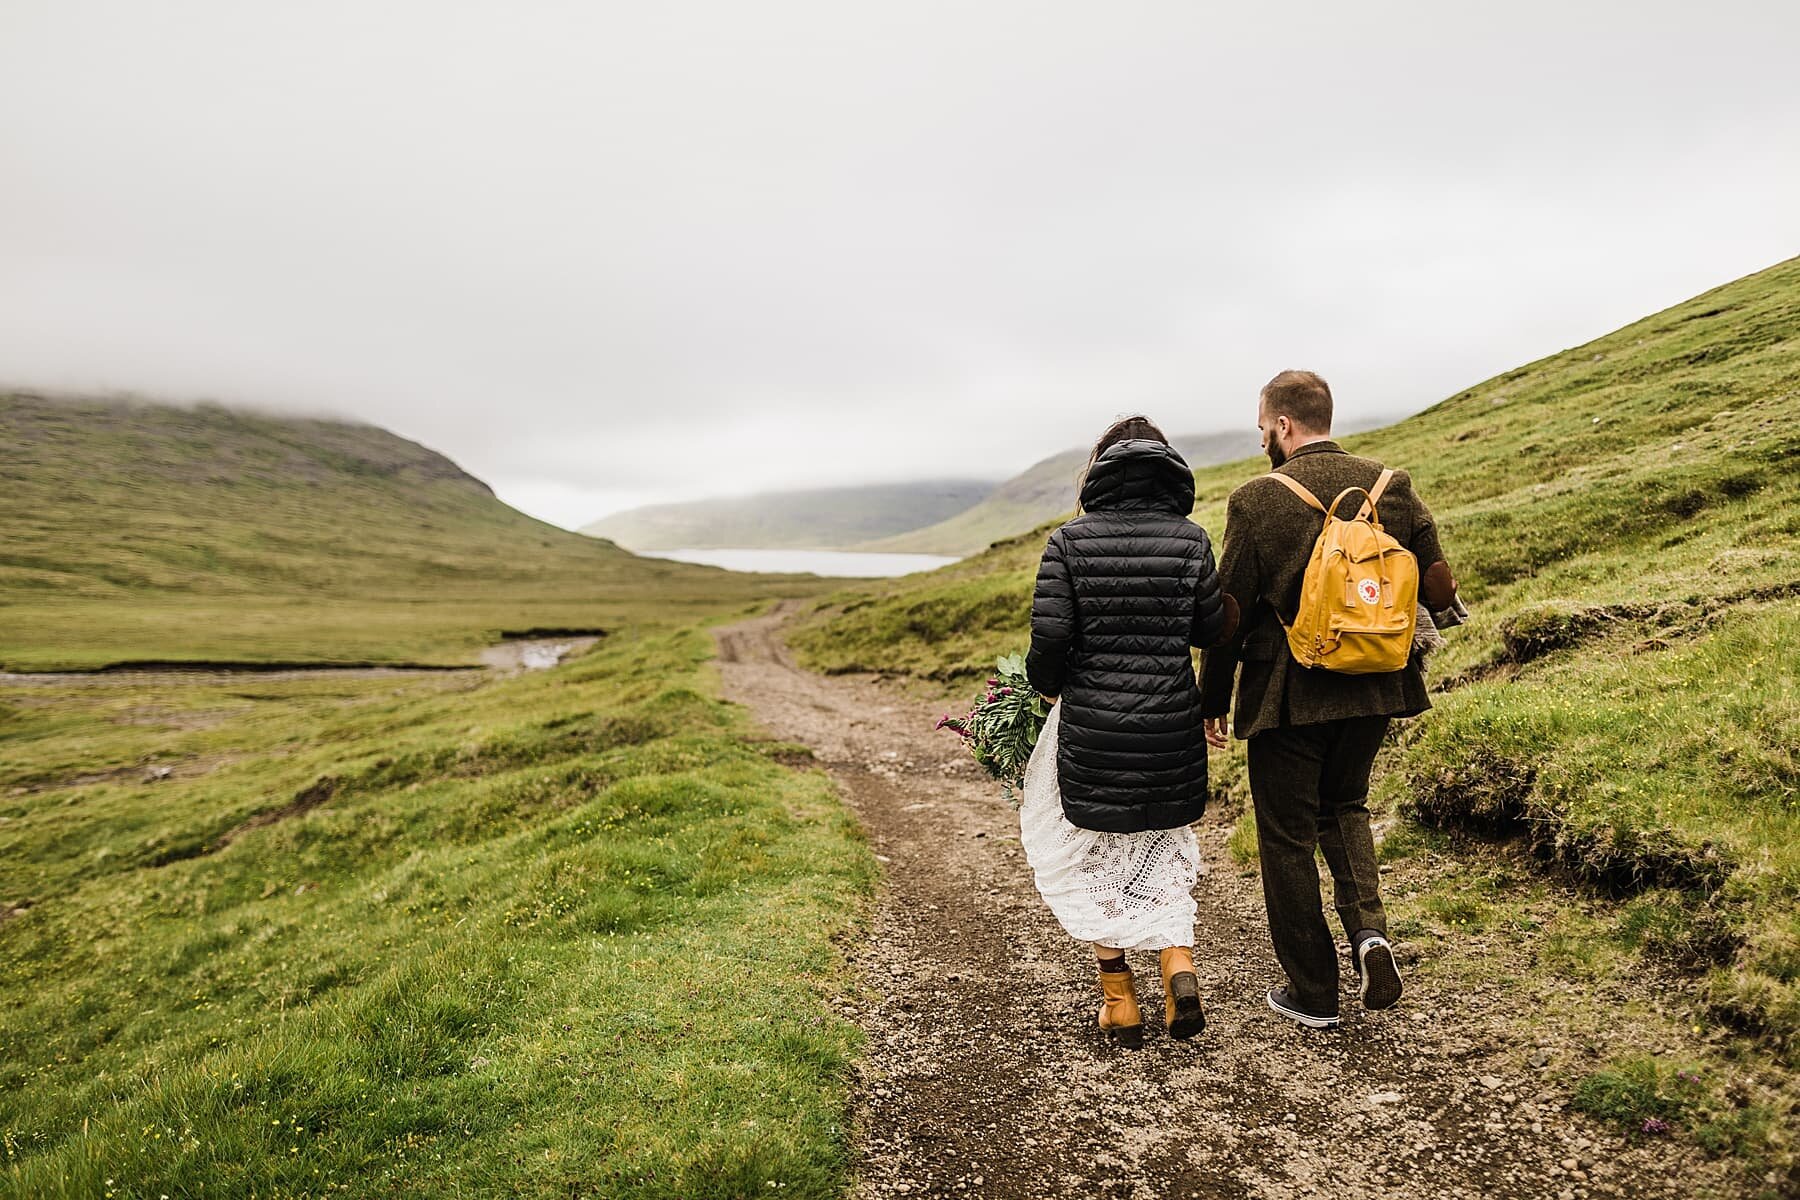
[{"left": 3, "top": 2, "right": 1796, "bottom": 529}]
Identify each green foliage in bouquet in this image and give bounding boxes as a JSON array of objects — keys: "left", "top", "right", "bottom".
[{"left": 936, "top": 652, "right": 1049, "bottom": 802}]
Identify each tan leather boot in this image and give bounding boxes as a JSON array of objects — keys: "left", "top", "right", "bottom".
[
  {"left": 1096, "top": 967, "right": 1144, "bottom": 1049},
  {"left": 1160, "top": 946, "right": 1206, "bottom": 1040}
]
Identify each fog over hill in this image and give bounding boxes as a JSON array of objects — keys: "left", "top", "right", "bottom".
[
  {"left": 580, "top": 479, "right": 995, "bottom": 551},
  {"left": 581, "top": 436, "right": 1269, "bottom": 557},
  {"left": 582, "top": 421, "right": 1410, "bottom": 556},
  {"left": 858, "top": 430, "right": 1262, "bottom": 555}
]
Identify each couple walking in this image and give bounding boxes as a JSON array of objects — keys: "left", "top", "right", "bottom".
[{"left": 1021, "top": 369, "right": 1459, "bottom": 1045}]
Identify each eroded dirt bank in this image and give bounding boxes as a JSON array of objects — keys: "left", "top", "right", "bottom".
[{"left": 713, "top": 603, "right": 1739, "bottom": 1200}]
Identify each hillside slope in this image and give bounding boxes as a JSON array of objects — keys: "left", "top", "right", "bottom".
[
  {"left": 857, "top": 430, "right": 1261, "bottom": 555},
  {"left": 792, "top": 255, "right": 1800, "bottom": 1181},
  {"left": 580, "top": 479, "right": 995, "bottom": 551},
  {"left": 1, "top": 395, "right": 830, "bottom": 669}
]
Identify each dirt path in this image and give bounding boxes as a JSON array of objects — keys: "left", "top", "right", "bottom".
[{"left": 714, "top": 604, "right": 1741, "bottom": 1200}]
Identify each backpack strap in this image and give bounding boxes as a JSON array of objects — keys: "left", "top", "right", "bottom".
[
  {"left": 1368, "top": 467, "right": 1395, "bottom": 506},
  {"left": 1266, "top": 472, "right": 1327, "bottom": 514},
  {"left": 1333, "top": 468, "right": 1397, "bottom": 523},
  {"left": 1328, "top": 486, "right": 1377, "bottom": 521}
]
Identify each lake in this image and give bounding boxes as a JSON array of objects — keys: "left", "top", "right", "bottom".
[{"left": 638, "top": 548, "right": 959, "bottom": 577}]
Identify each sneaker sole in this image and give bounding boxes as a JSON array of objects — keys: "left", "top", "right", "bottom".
[
  {"left": 1266, "top": 989, "right": 1340, "bottom": 1029},
  {"left": 1359, "top": 940, "right": 1404, "bottom": 1011},
  {"left": 1167, "top": 973, "right": 1205, "bottom": 1040}
]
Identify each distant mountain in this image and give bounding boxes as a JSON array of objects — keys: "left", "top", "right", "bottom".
[
  {"left": 580, "top": 480, "right": 996, "bottom": 551},
  {"left": 856, "top": 430, "right": 1262, "bottom": 555},
  {"left": 0, "top": 393, "right": 829, "bottom": 669}
]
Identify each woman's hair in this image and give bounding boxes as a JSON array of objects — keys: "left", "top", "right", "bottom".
[{"left": 1077, "top": 414, "right": 1169, "bottom": 509}]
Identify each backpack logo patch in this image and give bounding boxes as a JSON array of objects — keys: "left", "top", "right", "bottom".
[{"left": 1358, "top": 578, "right": 1382, "bottom": 605}]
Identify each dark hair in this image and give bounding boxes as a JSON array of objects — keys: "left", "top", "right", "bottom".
[
  {"left": 1086, "top": 414, "right": 1168, "bottom": 470},
  {"left": 1078, "top": 415, "right": 1168, "bottom": 507},
  {"left": 1260, "top": 370, "right": 1333, "bottom": 434}
]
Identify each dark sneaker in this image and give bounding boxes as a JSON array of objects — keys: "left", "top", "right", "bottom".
[
  {"left": 1356, "top": 936, "right": 1404, "bottom": 1011},
  {"left": 1265, "top": 986, "right": 1340, "bottom": 1029}
]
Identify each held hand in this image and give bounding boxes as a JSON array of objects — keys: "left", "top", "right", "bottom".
[
  {"left": 1203, "top": 716, "right": 1229, "bottom": 749},
  {"left": 1042, "top": 695, "right": 1058, "bottom": 706}
]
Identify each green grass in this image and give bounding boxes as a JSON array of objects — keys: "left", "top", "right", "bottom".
[
  {"left": 0, "top": 624, "right": 875, "bottom": 1197},
  {"left": 1399, "top": 600, "right": 1800, "bottom": 1035},
  {"left": 790, "top": 254, "right": 1800, "bottom": 1177},
  {"left": 1569, "top": 1056, "right": 1778, "bottom": 1162},
  {"left": 2, "top": 395, "right": 836, "bottom": 669}
]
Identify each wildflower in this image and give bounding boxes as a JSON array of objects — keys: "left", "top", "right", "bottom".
[
  {"left": 1642, "top": 1117, "right": 1670, "bottom": 1135},
  {"left": 997, "top": 687, "right": 1013, "bottom": 696}
]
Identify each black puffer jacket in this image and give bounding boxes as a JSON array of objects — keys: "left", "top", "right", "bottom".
[{"left": 1024, "top": 439, "right": 1229, "bottom": 832}]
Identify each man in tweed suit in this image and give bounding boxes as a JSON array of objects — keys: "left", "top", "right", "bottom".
[{"left": 1201, "top": 370, "right": 1459, "bottom": 1028}]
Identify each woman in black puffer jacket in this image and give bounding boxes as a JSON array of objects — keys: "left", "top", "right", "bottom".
[{"left": 1021, "top": 416, "right": 1235, "bottom": 1047}]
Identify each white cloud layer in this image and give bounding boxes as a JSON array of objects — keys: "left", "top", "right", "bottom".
[{"left": 3, "top": 1, "right": 1797, "bottom": 528}]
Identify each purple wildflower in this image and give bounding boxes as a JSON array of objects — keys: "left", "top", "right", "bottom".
[
  {"left": 998, "top": 687, "right": 1014, "bottom": 696},
  {"left": 934, "top": 715, "right": 952, "bottom": 731},
  {"left": 1642, "top": 1117, "right": 1670, "bottom": 1135}
]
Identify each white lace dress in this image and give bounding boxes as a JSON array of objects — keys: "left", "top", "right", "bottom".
[{"left": 1018, "top": 705, "right": 1202, "bottom": 951}]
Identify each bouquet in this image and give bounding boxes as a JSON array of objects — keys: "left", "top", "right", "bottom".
[{"left": 935, "top": 652, "right": 1050, "bottom": 803}]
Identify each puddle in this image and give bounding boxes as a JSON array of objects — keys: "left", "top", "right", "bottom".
[{"left": 477, "top": 637, "right": 601, "bottom": 674}]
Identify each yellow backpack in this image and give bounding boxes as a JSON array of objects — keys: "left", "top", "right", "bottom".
[{"left": 1267, "top": 468, "right": 1418, "bottom": 674}]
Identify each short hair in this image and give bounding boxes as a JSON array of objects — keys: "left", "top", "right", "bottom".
[{"left": 1259, "top": 370, "right": 1333, "bottom": 434}]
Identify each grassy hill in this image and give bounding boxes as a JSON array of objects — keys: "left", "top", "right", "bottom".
[
  {"left": 857, "top": 430, "right": 1261, "bottom": 556},
  {"left": 580, "top": 479, "right": 995, "bottom": 552},
  {"left": 792, "top": 255, "right": 1800, "bottom": 1177},
  {"left": 0, "top": 394, "right": 833, "bottom": 669}
]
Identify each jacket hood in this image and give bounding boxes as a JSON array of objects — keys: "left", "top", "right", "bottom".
[{"left": 1078, "top": 438, "right": 1196, "bottom": 515}]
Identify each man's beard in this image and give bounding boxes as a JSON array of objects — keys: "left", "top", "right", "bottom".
[{"left": 1265, "top": 440, "right": 1287, "bottom": 469}]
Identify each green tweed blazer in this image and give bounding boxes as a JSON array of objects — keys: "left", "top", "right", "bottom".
[{"left": 1199, "top": 441, "right": 1450, "bottom": 739}]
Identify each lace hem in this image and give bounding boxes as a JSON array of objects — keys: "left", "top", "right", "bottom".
[{"left": 1018, "top": 706, "right": 1201, "bottom": 951}]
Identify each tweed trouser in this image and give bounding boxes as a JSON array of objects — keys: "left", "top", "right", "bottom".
[{"left": 1247, "top": 716, "right": 1391, "bottom": 1014}]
